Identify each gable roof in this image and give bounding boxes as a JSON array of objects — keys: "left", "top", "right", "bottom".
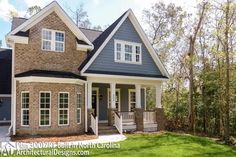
[
  {"left": 78, "top": 11, "right": 128, "bottom": 71},
  {"left": 6, "top": 1, "right": 93, "bottom": 48},
  {"left": 0, "top": 48, "right": 12, "bottom": 94},
  {"left": 79, "top": 9, "right": 169, "bottom": 78}
]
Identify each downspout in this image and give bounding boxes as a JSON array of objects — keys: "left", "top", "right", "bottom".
[{"left": 8, "top": 42, "right": 15, "bottom": 135}]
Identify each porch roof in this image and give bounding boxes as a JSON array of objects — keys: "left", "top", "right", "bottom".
[{"left": 15, "top": 70, "right": 86, "bottom": 80}]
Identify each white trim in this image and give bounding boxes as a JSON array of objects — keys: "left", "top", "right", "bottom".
[
  {"left": 77, "top": 44, "right": 94, "bottom": 51},
  {"left": 76, "top": 92, "right": 82, "bottom": 124},
  {"left": 107, "top": 88, "right": 121, "bottom": 111},
  {"left": 85, "top": 83, "right": 88, "bottom": 132},
  {"left": 6, "top": 1, "right": 93, "bottom": 49},
  {"left": 58, "top": 92, "right": 69, "bottom": 126},
  {"left": 15, "top": 76, "right": 85, "bottom": 85},
  {"left": 114, "top": 39, "right": 142, "bottom": 64},
  {"left": 85, "top": 73, "right": 168, "bottom": 81},
  {"left": 81, "top": 9, "right": 169, "bottom": 78},
  {"left": 98, "top": 120, "right": 108, "bottom": 123},
  {"left": 143, "top": 87, "right": 147, "bottom": 110},
  {"left": 21, "top": 91, "right": 29, "bottom": 127},
  {"left": 6, "top": 35, "right": 28, "bottom": 44},
  {"left": 0, "top": 94, "right": 11, "bottom": 97},
  {"left": 39, "top": 91, "right": 51, "bottom": 127},
  {"left": 92, "top": 88, "right": 99, "bottom": 118},
  {"left": 128, "top": 89, "right": 136, "bottom": 112},
  {"left": 41, "top": 28, "right": 65, "bottom": 52}
]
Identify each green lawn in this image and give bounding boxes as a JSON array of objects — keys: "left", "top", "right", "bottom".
[{"left": 11, "top": 132, "right": 236, "bottom": 157}]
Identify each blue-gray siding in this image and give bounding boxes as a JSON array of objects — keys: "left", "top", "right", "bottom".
[
  {"left": 0, "top": 97, "right": 11, "bottom": 121},
  {"left": 93, "top": 84, "right": 145, "bottom": 121},
  {"left": 88, "top": 18, "right": 162, "bottom": 76}
]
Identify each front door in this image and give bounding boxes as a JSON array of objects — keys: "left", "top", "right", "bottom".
[{"left": 92, "top": 88, "right": 99, "bottom": 117}]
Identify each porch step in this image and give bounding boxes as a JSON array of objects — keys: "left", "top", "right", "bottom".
[{"left": 98, "top": 123, "right": 119, "bottom": 135}]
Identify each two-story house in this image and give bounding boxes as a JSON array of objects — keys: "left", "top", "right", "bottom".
[{"left": 4, "top": 1, "right": 169, "bottom": 136}]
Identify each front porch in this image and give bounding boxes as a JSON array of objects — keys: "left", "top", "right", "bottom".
[{"left": 86, "top": 78, "right": 165, "bottom": 135}]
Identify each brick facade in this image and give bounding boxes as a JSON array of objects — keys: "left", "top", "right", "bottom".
[
  {"left": 14, "top": 11, "right": 87, "bottom": 135},
  {"left": 16, "top": 82, "right": 85, "bottom": 135}
]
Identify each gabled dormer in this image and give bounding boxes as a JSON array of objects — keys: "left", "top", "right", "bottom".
[{"left": 6, "top": 1, "right": 94, "bottom": 75}]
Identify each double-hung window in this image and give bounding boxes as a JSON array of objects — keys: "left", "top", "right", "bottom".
[
  {"left": 58, "top": 92, "right": 69, "bottom": 126},
  {"left": 114, "top": 40, "right": 142, "bottom": 64},
  {"left": 42, "top": 29, "right": 65, "bottom": 52},
  {"left": 21, "top": 92, "right": 29, "bottom": 126},
  {"left": 77, "top": 93, "right": 82, "bottom": 124},
  {"left": 39, "top": 92, "right": 51, "bottom": 126}
]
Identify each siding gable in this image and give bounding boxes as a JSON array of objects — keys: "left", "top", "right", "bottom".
[{"left": 87, "top": 18, "right": 162, "bottom": 76}]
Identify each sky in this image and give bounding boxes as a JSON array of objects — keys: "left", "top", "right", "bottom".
[{"left": 0, "top": 0, "right": 200, "bottom": 48}]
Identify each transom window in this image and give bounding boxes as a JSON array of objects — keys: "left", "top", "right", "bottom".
[
  {"left": 77, "top": 93, "right": 82, "bottom": 124},
  {"left": 21, "top": 92, "right": 29, "bottom": 126},
  {"left": 42, "top": 29, "right": 65, "bottom": 52},
  {"left": 39, "top": 92, "right": 51, "bottom": 126},
  {"left": 58, "top": 93, "right": 69, "bottom": 125},
  {"left": 129, "top": 89, "right": 136, "bottom": 111},
  {"left": 114, "top": 40, "right": 142, "bottom": 64}
]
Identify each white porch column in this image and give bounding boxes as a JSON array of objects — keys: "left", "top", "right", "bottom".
[
  {"left": 87, "top": 81, "right": 92, "bottom": 109},
  {"left": 156, "top": 83, "right": 162, "bottom": 108},
  {"left": 110, "top": 83, "right": 116, "bottom": 109},
  {"left": 135, "top": 84, "right": 141, "bottom": 108}
]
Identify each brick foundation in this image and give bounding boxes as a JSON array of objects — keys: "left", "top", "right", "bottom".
[
  {"left": 155, "top": 108, "right": 165, "bottom": 131},
  {"left": 134, "top": 108, "right": 144, "bottom": 131}
]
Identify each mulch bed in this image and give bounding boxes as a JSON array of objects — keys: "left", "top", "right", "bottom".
[{"left": 11, "top": 134, "right": 96, "bottom": 143}]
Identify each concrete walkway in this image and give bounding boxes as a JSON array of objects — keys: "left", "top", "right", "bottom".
[{"left": 0, "top": 125, "right": 10, "bottom": 142}]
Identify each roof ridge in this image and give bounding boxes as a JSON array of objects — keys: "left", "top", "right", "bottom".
[{"left": 79, "top": 27, "right": 103, "bottom": 32}]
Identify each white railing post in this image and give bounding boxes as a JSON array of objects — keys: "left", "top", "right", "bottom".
[
  {"left": 91, "top": 114, "right": 98, "bottom": 136},
  {"left": 114, "top": 112, "right": 123, "bottom": 134}
]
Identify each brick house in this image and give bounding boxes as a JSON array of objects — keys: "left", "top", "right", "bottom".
[{"left": 3, "top": 1, "right": 169, "bottom": 136}]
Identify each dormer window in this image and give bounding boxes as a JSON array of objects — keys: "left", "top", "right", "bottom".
[
  {"left": 42, "top": 29, "right": 65, "bottom": 52},
  {"left": 114, "top": 39, "right": 142, "bottom": 64}
]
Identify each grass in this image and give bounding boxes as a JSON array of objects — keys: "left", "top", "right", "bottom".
[{"left": 10, "top": 132, "right": 236, "bottom": 157}]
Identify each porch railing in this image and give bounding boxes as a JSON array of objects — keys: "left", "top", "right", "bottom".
[
  {"left": 118, "top": 111, "right": 135, "bottom": 124},
  {"left": 143, "top": 111, "right": 156, "bottom": 124},
  {"left": 91, "top": 113, "right": 98, "bottom": 136},
  {"left": 114, "top": 111, "right": 123, "bottom": 134}
]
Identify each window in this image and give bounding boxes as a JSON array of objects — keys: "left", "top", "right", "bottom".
[
  {"left": 129, "top": 89, "right": 136, "bottom": 111},
  {"left": 125, "top": 45, "right": 132, "bottom": 61},
  {"left": 114, "top": 40, "right": 142, "bottom": 64},
  {"left": 39, "top": 92, "right": 51, "bottom": 126},
  {"left": 21, "top": 92, "right": 29, "bottom": 126},
  {"left": 42, "top": 29, "right": 65, "bottom": 52},
  {"left": 77, "top": 93, "right": 82, "bottom": 124},
  {"left": 107, "top": 89, "right": 120, "bottom": 111},
  {"left": 58, "top": 92, "right": 69, "bottom": 125}
]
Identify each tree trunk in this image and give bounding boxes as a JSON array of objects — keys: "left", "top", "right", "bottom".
[{"left": 224, "top": 0, "right": 230, "bottom": 143}]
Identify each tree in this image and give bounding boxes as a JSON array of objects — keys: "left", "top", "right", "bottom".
[
  {"left": 26, "top": 5, "right": 41, "bottom": 16},
  {"left": 69, "top": 4, "right": 91, "bottom": 28},
  {"left": 188, "top": 2, "right": 208, "bottom": 134}
]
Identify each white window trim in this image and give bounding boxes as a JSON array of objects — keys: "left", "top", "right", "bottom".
[
  {"left": 107, "top": 88, "right": 121, "bottom": 111},
  {"left": 58, "top": 92, "right": 70, "bottom": 126},
  {"left": 21, "top": 91, "right": 29, "bottom": 127},
  {"left": 39, "top": 91, "right": 51, "bottom": 127},
  {"left": 128, "top": 89, "right": 136, "bottom": 111},
  {"left": 114, "top": 39, "right": 142, "bottom": 64},
  {"left": 76, "top": 92, "right": 82, "bottom": 124},
  {"left": 41, "top": 28, "right": 65, "bottom": 52}
]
